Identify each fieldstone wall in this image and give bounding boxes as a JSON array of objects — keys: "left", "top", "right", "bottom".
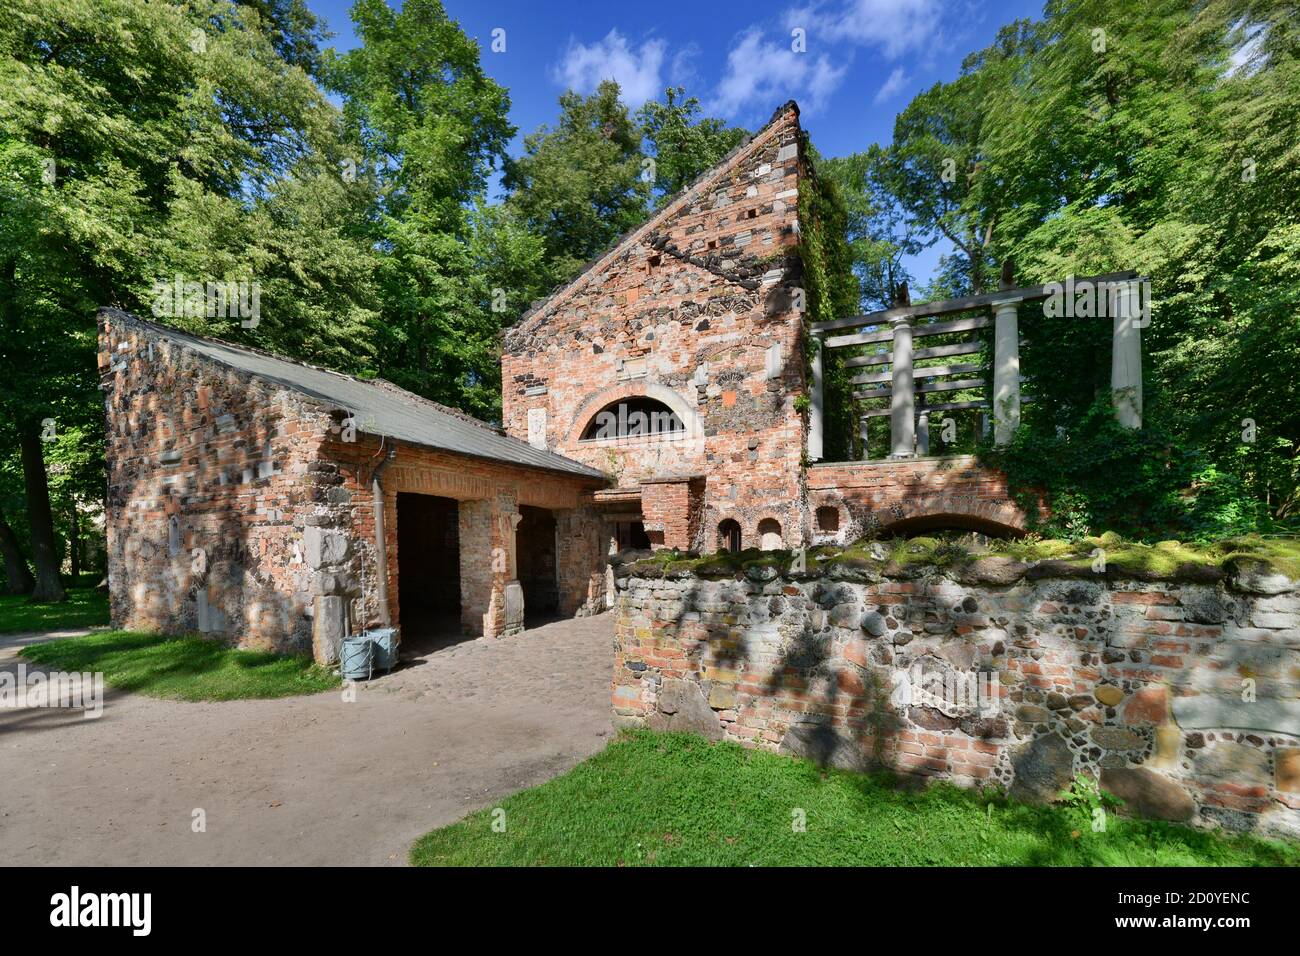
[
  {"left": 612, "top": 551, "right": 1300, "bottom": 837},
  {"left": 100, "top": 309, "right": 607, "bottom": 663}
]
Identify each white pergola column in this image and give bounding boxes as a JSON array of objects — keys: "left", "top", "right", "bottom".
[
  {"left": 1111, "top": 279, "right": 1144, "bottom": 429},
  {"left": 859, "top": 418, "right": 870, "bottom": 461},
  {"left": 992, "top": 299, "right": 1021, "bottom": 446},
  {"left": 916, "top": 405, "right": 930, "bottom": 456},
  {"left": 889, "top": 317, "right": 915, "bottom": 458},
  {"left": 808, "top": 332, "right": 824, "bottom": 461}
]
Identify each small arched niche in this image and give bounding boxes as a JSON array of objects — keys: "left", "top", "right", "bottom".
[
  {"left": 757, "top": 518, "right": 783, "bottom": 551},
  {"left": 815, "top": 506, "right": 840, "bottom": 533},
  {"left": 717, "top": 519, "right": 742, "bottom": 553}
]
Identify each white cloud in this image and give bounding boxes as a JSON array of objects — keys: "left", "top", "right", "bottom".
[
  {"left": 873, "top": 66, "right": 908, "bottom": 104},
  {"left": 712, "top": 26, "right": 849, "bottom": 118},
  {"left": 553, "top": 30, "right": 667, "bottom": 107},
  {"left": 785, "top": 0, "right": 943, "bottom": 59}
]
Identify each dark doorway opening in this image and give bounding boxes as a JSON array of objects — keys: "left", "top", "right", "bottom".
[
  {"left": 614, "top": 520, "right": 651, "bottom": 552},
  {"left": 396, "top": 493, "right": 460, "bottom": 639},
  {"left": 517, "top": 505, "right": 558, "bottom": 624}
]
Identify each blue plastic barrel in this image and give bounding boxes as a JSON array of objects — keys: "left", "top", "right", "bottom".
[
  {"left": 368, "top": 627, "right": 399, "bottom": 672},
  {"left": 340, "top": 634, "right": 373, "bottom": 681}
]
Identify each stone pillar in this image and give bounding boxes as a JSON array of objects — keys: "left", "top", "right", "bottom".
[
  {"left": 992, "top": 299, "right": 1021, "bottom": 445},
  {"left": 859, "top": 419, "right": 870, "bottom": 461},
  {"left": 916, "top": 405, "right": 930, "bottom": 457},
  {"left": 889, "top": 318, "right": 914, "bottom": 458},
  {"left": 1111, "top": 279, "right": 1144, "bottom": 429},
  {"left": 808, "top": 333, "right": 824, "bottom": 462}
]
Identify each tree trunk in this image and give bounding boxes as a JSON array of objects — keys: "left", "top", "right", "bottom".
[
  {"left": 19, "top": 429, "right": 66, "bottom": 603},
  {"left": 68, "top": 502, "right": 81, "bottom": 582},
  {"left": 0, "top": 506, "right": 35, "bottom": 595}
]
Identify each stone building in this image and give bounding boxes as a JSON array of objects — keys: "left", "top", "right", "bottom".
[
  {"left": 99, "top": 309, "right": 607, "bottom": 663},
  {"left": 99, "top": 99, "right": 1146, "bottom": 663}
]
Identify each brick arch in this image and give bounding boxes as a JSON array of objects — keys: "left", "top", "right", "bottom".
[
  {"left": 870, "top": 493, "right": 1027, "bottom": 538},
  {"left": 565, "top": 381, "right": 704, "bottom": 445}
]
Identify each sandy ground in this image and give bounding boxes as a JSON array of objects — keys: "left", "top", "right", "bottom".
[{"left": 0, "top": 614, "right": 614, "bottom": 866}]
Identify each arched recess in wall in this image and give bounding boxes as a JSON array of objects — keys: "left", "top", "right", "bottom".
[
  {"left": 757, "top": 518, "right": 783, "bottom": 551},
  {"left": 566, "top": 382, "right": 703, "bottom": 445},
  {"left": 580, "top": 396, "right": 686, "bottom": 440},
  {"left": 717, "top": 519, "right": 742, "bottom": 552}
]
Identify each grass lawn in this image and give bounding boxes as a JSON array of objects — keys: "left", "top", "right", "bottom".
[
  {"left": 411, "top": 730, "right": 1300, "bottom": 867},
  {"left": 21, "top": 630, "right": 339, "bottom": 701},
  {"left": 0, "top": 588, "right": 109, "bottom": 634}
]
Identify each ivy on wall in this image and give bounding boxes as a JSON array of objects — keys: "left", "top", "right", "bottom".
[{"left": 798, "top": 138, "right": 859, "bottom": 462}]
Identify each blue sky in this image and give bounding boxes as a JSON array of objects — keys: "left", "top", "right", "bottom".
[{"left": 306, "top": 0, "right": 1044, "bottom": 284}]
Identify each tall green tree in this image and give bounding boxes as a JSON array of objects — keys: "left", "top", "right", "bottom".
[
  {"left": 637, "top": 87, "right": 747, "bottom": 205},
  {"left": 505, "top": 80, "right": 651, "bottom": 283},
  {"left": 0, "top": 0, "right": 374, "bottom": 600},
  {"left": 324, "top": 0, "right": 514, "bottom": 417}
]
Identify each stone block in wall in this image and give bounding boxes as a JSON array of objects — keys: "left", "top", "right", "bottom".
[
  {"left": 1009, "top": 733, "right": 1075, "bottom": 803},
  {"left": 304, "top": 526, "right": 349, "bottom": 569},
  {"left": 1276, "top": 748, "right": 1300, "bottom": 794},
  {"left": 1099, "top": 768, "right": 1195, "bottom": 822},
  {"left": 1172, "top": 696, "right": 1300, "bottom": 736},
  {"left": 312, "top": 594, "right": 346, "bottom": 665},
  {"left": 1192, "top": 741, "right": 1271, "bottom": 787},
  {"left": 647, "top": 678, "right": 723, "bottom": 740},
  {"left": 779, "top": 724, "right": 874, "bottom": 773}
]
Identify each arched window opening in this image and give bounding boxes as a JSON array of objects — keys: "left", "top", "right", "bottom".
[
  {"left": 717, "top": 519, "right": 742, "bottom": 553},
  {"left": 816, "top": 506, "right": 840, "bottom": 533},
  {"left": 581, "top": 396, "right": 685, "bottom": 441},
  {"left": 758, "top": 518, "right": 783, "bottom": 551}
]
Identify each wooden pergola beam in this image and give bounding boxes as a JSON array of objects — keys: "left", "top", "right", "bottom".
[{"left": 813, "top": 270, "right": 1139, "bottom": 334}]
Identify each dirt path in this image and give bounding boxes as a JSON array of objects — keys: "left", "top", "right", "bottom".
[{"left": 0, "top": 615, "right": 614, "bottom": 866}]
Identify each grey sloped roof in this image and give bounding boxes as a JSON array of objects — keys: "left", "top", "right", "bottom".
[{"left": 104, "top": 309, "right": 605, "bottom": 481}]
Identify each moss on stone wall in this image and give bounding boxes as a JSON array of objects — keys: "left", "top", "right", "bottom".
[{"left": 611, "top": 534, "right": 1300, "bottom": 586}]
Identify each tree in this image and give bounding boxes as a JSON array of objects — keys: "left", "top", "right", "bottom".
[
  {"left": 505, "top": 81, "right": 651, "bottom": 283},
  {"left": 637, "top": 87, "right": 748, "bottom": 205},
  {"left": 0, "top": 0, "right": 375, "bottom": 600},
  {"left": 820, "top": 147, "right": 922, "bottom": 311},
  {"left": 324, "top": 0, "right": 515, "bottom": 418}
]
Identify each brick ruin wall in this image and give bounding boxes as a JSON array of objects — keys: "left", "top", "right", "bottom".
[
  {"left": 611, "top": 556, "right": 1300, "bottom": 837},
  {"left": 100, "top": 312, "right": 606, "bottom": 663},
  {"left": 807, "top": 457, "right": 1030, "bottom": 543},
  {"left": 502, "top": 104, "right": 811, "bottom": 552},
  {"left": 100, "top": 316, "right": 343, "bottom": 657}
]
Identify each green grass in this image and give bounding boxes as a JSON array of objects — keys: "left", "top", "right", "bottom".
[
  {"left": 21, "top": 629, "right": 339, "bottom": 701},
  {"left": 410, "top": 730, "right": 1300, "bottom": 867},
  {"left": 0, "top": 588, "right": 109, "bottom": 634}
]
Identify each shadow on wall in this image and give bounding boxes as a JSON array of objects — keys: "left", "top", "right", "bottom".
[{"left": 611, "top": 548, "right": 1300, "bottom": 836}]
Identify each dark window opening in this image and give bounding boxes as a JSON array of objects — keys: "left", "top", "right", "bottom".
[
  {"left": 717, "top": 519, "right": 742, "bottom": 553},
  {"left": 614, "top": 520, "right": 651, "bottom": 552},
  {"left": 816, "top": 506, "right": 840, "bottom": 533},
  {"left": 581, "top": 396, "right": 685, "bottom": 440}
]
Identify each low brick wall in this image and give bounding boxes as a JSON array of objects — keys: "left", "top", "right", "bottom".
[{"left": 612, "top": 553, "right": 1300, "bottom": 837}]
